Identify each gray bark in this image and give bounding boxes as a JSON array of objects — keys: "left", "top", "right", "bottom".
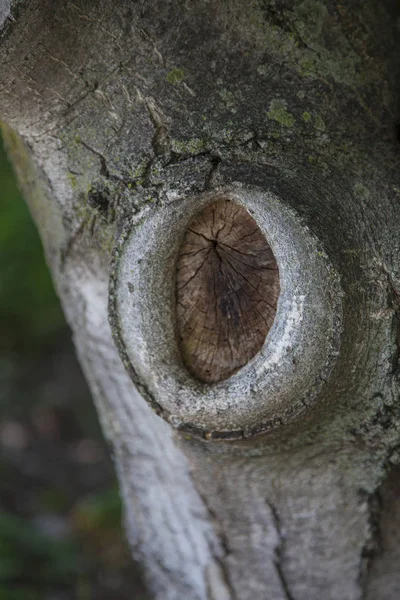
[{"left": 1, "top": 0, "right": 400, "bottom": 598}]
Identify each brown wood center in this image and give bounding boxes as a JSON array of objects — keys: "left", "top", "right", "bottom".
[{"left": 176, "top": 199, "right": 280, "bottom": 383}]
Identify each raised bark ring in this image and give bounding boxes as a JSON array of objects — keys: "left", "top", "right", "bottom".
[{"left": 109, "top": 186, "right": 343, "bottom": 440}]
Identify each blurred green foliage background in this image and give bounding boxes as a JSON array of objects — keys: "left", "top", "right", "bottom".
[
  {"left": 0, "top": 135, "right": 148, "bottom": 599},
  {"left": 0, "top": 137, "right": 65, "bottom": 354}
]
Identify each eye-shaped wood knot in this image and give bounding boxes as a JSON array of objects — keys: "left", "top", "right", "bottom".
[{"left": 176, "top": 199, "right": 280, "bottom": 383}]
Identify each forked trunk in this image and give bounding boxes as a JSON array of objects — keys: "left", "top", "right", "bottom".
[{"left": 1, "top": 1, "right": 400, "bottom": 598}]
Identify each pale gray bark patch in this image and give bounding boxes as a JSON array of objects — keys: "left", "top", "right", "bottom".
[
  {"left": 59, "top": 244, "right": 228, "bottom": 600},
  {"left": 0, "top": 0, "right": 10, "bottom": 28},
  {"left": 205, "top": 563, "right": 233, "bottom": 600},
  {"left": 366, "top": 466, "right": 400, "bottom": 599},
  {"left": 185, "top": 443, "right": 378, "bottom": 600}
]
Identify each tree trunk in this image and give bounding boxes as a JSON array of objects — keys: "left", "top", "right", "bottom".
[{"left": 1, "top": 0, "right": 400, "bottom": 598}]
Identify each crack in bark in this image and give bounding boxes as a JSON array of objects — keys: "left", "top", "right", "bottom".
[
  {"left": 358, "top": 490, "right": 382, "bottom": 600},
  {"left": 386, "top": 273, "right": 400, "bottom": 377},
  {"left": 136, "top": 89, "right": 170, "bottom": 157},
  {"left": 76, "top": 138, "right": 110, "bottom": 178},
  {"left": 193, "top": 490, "right": 236, "bottom": 600},
  {"left": 205, "top": 156, "right": 222, "bottom": 190},
  {"left": 267, "top": 500, "right": 296, "bottom": 600}
]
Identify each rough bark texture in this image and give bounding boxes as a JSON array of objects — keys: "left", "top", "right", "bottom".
[{"left": 1, "top": 0, "right": 400, "bottom": 598}]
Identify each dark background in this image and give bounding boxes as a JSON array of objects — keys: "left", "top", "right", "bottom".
[{"left": 0, "top": 135, "right": 148, "bottom": 599}]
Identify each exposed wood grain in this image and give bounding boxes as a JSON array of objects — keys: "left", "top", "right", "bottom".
[{"left": 176, "top": 199, "right": 280, "bottom": 383}]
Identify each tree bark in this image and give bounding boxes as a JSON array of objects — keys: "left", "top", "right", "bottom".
[{"left": 1, "top": 0, "right": 400, "bottom": 598}]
